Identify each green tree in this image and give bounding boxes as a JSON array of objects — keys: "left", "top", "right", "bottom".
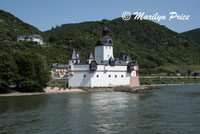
[
  {"left": 0, "top": 52, "right": 16, "bottom": 93},
  {"left": 32, "top": 53, "right": 51, "bottom": 89},
  {"left": 14, "top": 51, "right": 50, "bottom": 92}
]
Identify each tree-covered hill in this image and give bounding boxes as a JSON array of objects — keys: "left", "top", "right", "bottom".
[
  {"left": 181, "top": 28, "right": 200, "bottom": 44},
  {"left": 45, "top": 17, "right": 200, "bottom": 69},
  {"left": 0, "top": 10, "right": 200, "bottom": 74},
  {"left": 0, "top": 10, "right": 42, "bottom": 42}
]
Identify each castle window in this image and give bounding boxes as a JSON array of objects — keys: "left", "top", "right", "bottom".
[
  {"left": 108, "top": 55, "right": 109, "bottom": 57},
  {"left": 106, "top": 47, "right": 107, "bottom": 49},
  {"left": 101, "top": 60, "right": 103, "bottom": 63},
  {"left": 97, "top": 75, "right": 99, "bottom": 78},
  {"left": 121, "top": 75, "right": 123, "bottom": 78},
  {"left": 115, "top": 75, "right": 117, "bottom": 78},
  {"left": 109, "top": 40, "right": 112, "bottom": 44},
  {"left": 109, "top": 75, "right": 111, "bottom": 77},
  {"left": 83, "top": 75, "right": 86, "bottom": 77}
]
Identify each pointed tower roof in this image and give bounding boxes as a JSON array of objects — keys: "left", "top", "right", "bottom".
[
  {"left": 88, "top": 51, "right": 94, "bottom": 59},
  {"left": 102, "top": 25, "right": 109, "bottom": 36},
  {"left": 96, "top": 26, "right": 113, "bottom": 46},
  {"left": 70, "top": 49, "right": 77, "bottom": 60},
  {"left": 126, "top": 55, "right": 131, "bottom": 61},
  {"left": 109, "top": 57, "right": 114, "bottom": 61},
  {"left": 76, "top": 52, "right": 80, "bottom": 59},
  {"left": 103, "top": 26, "right": 109, "bottom": 31},
  {"left": 119, "top": 50, "right": 127, "bottom": 61}
]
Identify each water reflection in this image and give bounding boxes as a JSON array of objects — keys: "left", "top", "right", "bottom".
[
  {"left": 0, "top": 95, "right": 49, "bottom": 134},
  {"left": 0, "top": 95, "right": 49, "bottom": 113},
  {"left": 89, "top": 92, "right": 139, "bottom": 133},
  {"left": 0, "top": 85, "right": 200, "bottom": 134}
]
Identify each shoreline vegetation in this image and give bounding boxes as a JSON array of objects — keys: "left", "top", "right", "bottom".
[
  {"left": 0, "top": 77, "right": 200, "bottom": 97},
  {"left": 0, "top": 82, "right": 199, "bottom": 97},
  {"left": 140, "top": 77, "right": 200, "bottom": 85}
]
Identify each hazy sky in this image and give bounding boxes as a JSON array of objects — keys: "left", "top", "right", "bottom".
[{"left": 0, "top": 0, "right": 199, "bottom": 32}]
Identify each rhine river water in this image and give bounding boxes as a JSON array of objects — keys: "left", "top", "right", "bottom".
[{"left": 0, "top": 85, "right": 200, "bottom": 134}]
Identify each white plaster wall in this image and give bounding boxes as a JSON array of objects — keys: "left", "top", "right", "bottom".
[
  {"left": 69, "top": 72, "right": 91, "bottom": 87},
  {"left": 68, "top": 60, "right": 74, "bottom": 69},
  {"left": 95, "top": 46, "right": 103, "bottom": 61},
  {"left": 95, "top": 46, "right": 113, "bottom": 61},
  {"left": 73, "top": 65, "right": 89, "bottom": 70},
  {"left": 97, "top": 65, "right": 127, "bottom": 71},
  {"left": 91, "top": 72, "right": 130, "bottom": 87},
  {"left": 103, "top": 46, "right": 113, "bottom": 60},
  {"left": 68, "top": 64, "right": 139, "bottom": 87}
]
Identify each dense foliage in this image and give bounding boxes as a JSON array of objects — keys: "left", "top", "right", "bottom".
[
  {"left": 181, "top": 28, "right": 200, "bottom": 44},
  {"left": 0, "top": 52, "right": 16, "bottom": 92},
  {"left": 45, "top": 17, "right": 200, "bottom": 69},
  {"left": 0, "top": 50, "right": 51, "bottom": 93}
]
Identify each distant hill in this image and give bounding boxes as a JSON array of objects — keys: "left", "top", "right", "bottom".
[
  {"left": 0, "top": 10, "right": 42, "bottom": 42},
  {"left": 44, "top": 17, "right": 200, "bottom": 69},
  {"left": 181, "top": 28, "right": 200, "bottom": 44}
]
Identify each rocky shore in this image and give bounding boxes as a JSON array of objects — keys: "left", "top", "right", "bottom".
[
  {"left": 114, "top": 85, "right": 154, "bottom": 93},
  {"left": 81, "top": 85, "right": 154, "bottom": 93}
]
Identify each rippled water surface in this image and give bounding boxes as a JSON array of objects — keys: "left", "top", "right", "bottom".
[{"left": 0, "top": 85, "right": 200, "bottom": 134}]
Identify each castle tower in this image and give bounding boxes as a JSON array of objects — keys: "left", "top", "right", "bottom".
[
  {"left": 68, "top": 49, "right": 77, "bottom": 67},
  {"left": 129, "top": 61, "right": 140, "bottom": 86},
  {"left": 95, "top": 26, "right": 114, "bottom": 61},
  {"left": 87, "top": 51, "right": 94, "bottom": 64}
]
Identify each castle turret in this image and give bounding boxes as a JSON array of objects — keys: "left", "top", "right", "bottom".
[
  {"left": 128, "top": 60, "right": 140, "bottom": 86},
  {"left": 69, "top": 49, "right": 77, "bottom": 66},
  {"left": 87, "top": 51, "right": 94, "bottom": 64},
  {"left": 95, "top": 26, "right": 114, "bottom": 61},
  {"left": 76, "top": 52, "right": 81, "bottom": 64}
]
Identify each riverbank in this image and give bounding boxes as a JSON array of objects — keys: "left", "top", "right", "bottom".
[
  {"left": 44, "top": 87, "right": 85, "bottom": 93},
  {"left": 0, "top": 83, "right": 199, "bottom": 97},
  {"left": 0, "top": 87, "right": 85, "bottom": 97},
  {"left": 0, "top": 85, "right": 153, "bottom": 96}
]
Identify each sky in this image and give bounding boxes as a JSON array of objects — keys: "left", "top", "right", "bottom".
[{"left": 0, "top": 0, "right": 199, "bottom": 33}]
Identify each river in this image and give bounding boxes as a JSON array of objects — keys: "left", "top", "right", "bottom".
[{"left": 0, "top": 85, "right": 200, "bottom": 134}]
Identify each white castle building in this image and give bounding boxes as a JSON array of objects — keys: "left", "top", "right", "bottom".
[{"left": 68, "top": 26, "right": 139, "bottom": 88}]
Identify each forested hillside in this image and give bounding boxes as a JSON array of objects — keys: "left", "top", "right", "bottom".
[
  {"left": 45, "top": 17, "right": 200, "bottom": 69},
  {"left": 0, "top": 10, "right": 42, "bottom": 42},
  {"left": 181, "top": 28, "right": 200, "bottom": 44},
  {"left": 1, "top": 10, "right": 200, "bottom": 74}
]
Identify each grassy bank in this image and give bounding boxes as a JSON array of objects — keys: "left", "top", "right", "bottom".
[
  {"left": 157, "top": 65, "right": 200, "bottom": 72},
  {"left": 140, "top": 77, "right": 200, "bottom": 85},
  {"left": 47, "top": 79, "right": 68, "bottom": 89},
  {"left": 140, "top": 65, "right": 200, "bottom": 75}
]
